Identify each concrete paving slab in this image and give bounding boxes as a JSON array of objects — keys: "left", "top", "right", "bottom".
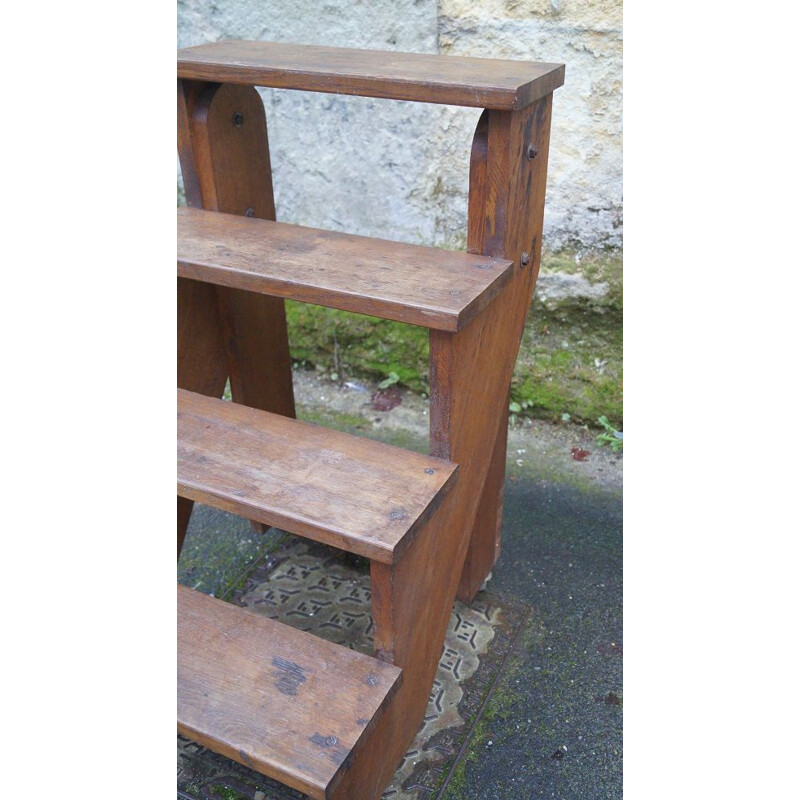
[{"left": 439, "top": 481, "right": 622, "bottom": 799}]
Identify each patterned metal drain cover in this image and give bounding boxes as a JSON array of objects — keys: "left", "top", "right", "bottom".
[{"left": 178, "top": 536, "right": 528, "bottom": 800}]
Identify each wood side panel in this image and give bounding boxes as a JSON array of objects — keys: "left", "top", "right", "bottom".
[
  {"left": 185, "top": 82, "right": 295, "bottom": 419},
  {"left": 451, "top": 97, "right": 555, "bottom": 600},
  {"left": 176, "top": 275, "right": 229, "bottom": 554},
  {"left": 332, "top": 491, "right": 464, "bottom": 799},
  {"left": 460, "top": 407, "right": 508, "bottom": 591},
  {"left": 177, "top": 80, "right": 205, "bottom": 207},
  {"left": 322, "top": 271, "right": 527, "bottom": 797},
  {"left": 178, "top": 585, "right": 402, "bottom": 800},
  {"left": 190, "top": 81, "right": 276, "bottom": 219},
  {"left": 177, "top": 277, "right": 229, "bottom": 396},
  {"left": 177, "top": 497, "right": 193, "bottom": 559},
  {"left": 177, "top": 40, "right": 565, "bottom": 111},
  {"left": 335, "top": 95, "right": 555, "bottom": 782},
  {"left": 215, "top": 289, "right": 295, "bottom": 417},
  {"left": 177, "top": 80, "right": 296, "bottom": 544}
]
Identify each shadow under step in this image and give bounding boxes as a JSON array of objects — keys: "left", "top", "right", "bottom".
[
  {"left": 177, "top": 389, "right": 458, "bottom": 563},
  {"left": 178, "top": 584, "right": 402, "bottom": 799},
  {"left": 177, "top": 207, "right": 513, "bottom": 332}
]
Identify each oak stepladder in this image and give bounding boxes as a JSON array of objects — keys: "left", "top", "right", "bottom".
[{"left": 177, "top": 40, "right": 564, "bottom": 800}]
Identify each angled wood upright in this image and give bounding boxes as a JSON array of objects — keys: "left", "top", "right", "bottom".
[{"left": 177, "top": 40, "right": 563, "bottom": 800}]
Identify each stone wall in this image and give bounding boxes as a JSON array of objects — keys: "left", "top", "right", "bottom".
[{"left": 177, "top": 0, "right": 622, "bottom": 251}]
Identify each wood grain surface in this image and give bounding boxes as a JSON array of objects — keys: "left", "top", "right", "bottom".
[
  {"left": 451, "top": 97, "right": 555, "bottom": 601},
  {"left": 177, "top": 40, "right": 565, "bottom": 110},
  {"left": 177, "top": 389, "right": 458, "bottom": 563},
  {"left": 177, "top": 585, "right": 402, "bottom": 799},
  {"left": 178, "top": 207, "right": 512, "bottom": 332}
]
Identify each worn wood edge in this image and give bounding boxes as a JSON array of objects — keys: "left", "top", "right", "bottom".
[
  {"left": 512, "top": 63, "right": 565, "bottom": 110},
  {"left": 178, "top": 256, "right": 459, "bottom": 332},
  {"left": 177, "top": 586, "right": 403, "bottom": 798},
  {"left": 177, "top": 209, "right": 513, "bottom": 332},
  {"left": 177, "top": 41, "right": 565, "bottom": 110},
  {"left": 176, "top": 719, "right": 326, "bottom": 799},
  {"left": 387, "top": 462, "right": 459, "bottom": 564},
  {"left": 175, "top": 60, "right": 516, "bottom": 109},
  {"left": 177, "top": 390, "right": 459, "bottom": 563},
  {"left": 177, "top": 479, "right": 396, "bottom": 564},
  {"left": 325, "top": 665, "right": 404, "bottom": 797},
  {"left": 454, "top": 263, "right": 515, "bottom": 331},
  {"left": 177, "top": 462, "right": 457, "bottom": 565},
  {"left": 177, "top": 676, "right": 405, "bottom": 800}
]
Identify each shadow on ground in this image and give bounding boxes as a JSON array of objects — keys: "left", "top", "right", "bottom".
[{"left": 439, "top": 480, "right": 622, "bottom": 799}]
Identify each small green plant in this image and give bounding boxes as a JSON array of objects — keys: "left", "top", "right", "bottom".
[
  {"left": 596, "top": 415, "right": 623, "bottom": 452},
  {"left": 378, "top": 371, "right": 400, "bottom": 390},
  {"left": 509, "top": 398, "right": 535, "bottom": 425}
]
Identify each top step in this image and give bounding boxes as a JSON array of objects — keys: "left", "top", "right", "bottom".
[{"left": 177, "top": 40, "right": 565, "bottom": 110}]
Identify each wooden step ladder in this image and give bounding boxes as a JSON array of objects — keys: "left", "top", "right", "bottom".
[{"left": 177, "top": 40, "right": 564, "bottom": 800}]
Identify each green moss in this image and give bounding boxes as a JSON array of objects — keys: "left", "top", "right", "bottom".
[
  {"left": 286, "top": 302, "right": 431, "bottom": 392},
  {"left": 296, "top": 406, "right": 371, "bottom": 433},
  {"left": 297, "top": 404, "right": 429, "bottom": 454},
  {"left": 206, "top": 785, "right": 248, "bottom": 800},
  {"left": 440, "top": 654, "right": 526, "bottom": 799},
  {"left": 508, "top": 249, "right": 622, "bottom": 427},
  {"left": 443, "top": 758, "right": 469, "bottom": 797},
  {"left": 509, "top": 311, "right": 623, "bottom": 428}
]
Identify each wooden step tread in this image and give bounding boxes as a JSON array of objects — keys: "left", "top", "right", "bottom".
[
  {"left": 177, "top": 389, "right": 458, "bottom": 563},
  {"left": 178, "top": 585, "right": 402, "bottom": 799},
  {"left": 178, "top": 208, "right": 513, "bottom": 332},
  {"left": 177, "top": 40, "right": 565, "bottom": 111}
]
